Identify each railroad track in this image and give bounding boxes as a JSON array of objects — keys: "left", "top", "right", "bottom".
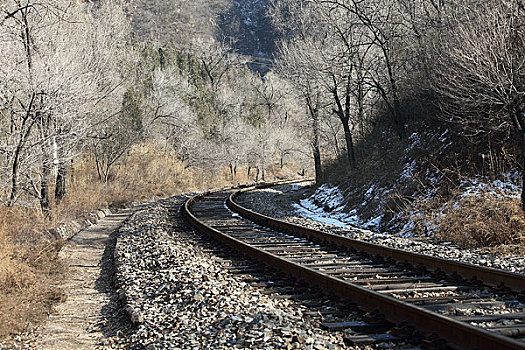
[{"left": 182, "top": 181, "right": 525, "bottom": 350}]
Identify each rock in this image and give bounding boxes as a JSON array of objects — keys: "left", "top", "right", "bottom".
[
  {"left": 291, "top": 335, "right": 304, "bottom": 343},
  {"left": 125, "top": 305, "right": 144, "bottom": 325}
]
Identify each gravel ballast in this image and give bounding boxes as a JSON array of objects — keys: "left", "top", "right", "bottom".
[{"left": 111, "top": 196, "right": 370, "bottom": 350}]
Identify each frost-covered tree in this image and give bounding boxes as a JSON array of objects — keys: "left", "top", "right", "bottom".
[{"left": 0, "top": 0, "right": 131, "bottom": 210}]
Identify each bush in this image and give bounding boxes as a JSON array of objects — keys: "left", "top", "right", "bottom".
[
  {"left": 436, "top": 194, "right": 525, "bottom": 247},
  {"left": 0, "top": 209, "right": 64, "bottom": 337}
]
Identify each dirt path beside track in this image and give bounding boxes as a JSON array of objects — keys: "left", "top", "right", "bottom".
[{"left": 32, "top": 208, "right": 135, "bottom": 350}]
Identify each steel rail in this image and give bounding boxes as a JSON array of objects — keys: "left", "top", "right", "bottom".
[{"left": 182, "top": 183, "right": 525, "bottom": 350}]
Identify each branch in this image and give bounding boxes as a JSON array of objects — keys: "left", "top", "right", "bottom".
[{"left": 2, "top": 4, "right": 34, "bottom": 22}]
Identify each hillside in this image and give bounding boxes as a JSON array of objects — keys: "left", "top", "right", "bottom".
[
  {"left": 296, "top": 119, "right": 525, "bottom": 250},
  {"left": 125, "top": 0, "right": 276, "bottom": 70}
]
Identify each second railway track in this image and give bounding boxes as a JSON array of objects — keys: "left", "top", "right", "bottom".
[{"left": 182, "top": 181, "right": 525, "bottom": 350}]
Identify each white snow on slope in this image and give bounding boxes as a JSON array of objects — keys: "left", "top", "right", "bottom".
[
  {"left": 293, "top": 202, "right": 356, "bottom": 229},
  {"left": 294, "top": 172, "right": 521, "bottom": 239},
  {"left": 460, "top": 173, "right": 520, "bottom": 198},
  {"left": 293, "top": 184, "right": 380, "bottom": 233}
]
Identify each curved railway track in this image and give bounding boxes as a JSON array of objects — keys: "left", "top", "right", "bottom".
[{"left": 182, "top": 181, "right": 525, "bottom": 350}]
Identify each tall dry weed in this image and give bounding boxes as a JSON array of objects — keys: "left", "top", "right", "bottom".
[
  {"left": 0, "top": 208, "right": 64, "bottom": 337},
  {"left": 436, "top": 195, "right": 525, "bottom": 247},
  {"left": 404, "top": 191, "right": 525, "bottom": 248}
]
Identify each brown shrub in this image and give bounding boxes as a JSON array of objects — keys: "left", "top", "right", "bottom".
[
  {"left": 436, "top": 195, "right": 525, "bottom": 247},
  {"left": 0, "top": 209, "right": 64, "bottom": 338}
]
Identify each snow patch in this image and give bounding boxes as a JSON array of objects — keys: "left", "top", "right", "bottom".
[
  {"left": 294, "top": 184, "right": 383, "bottom": 233},
  {"left": 293, "top": 202, "right": 357, "bottom": 229},
  {"left": 364, "top": 184, "right": 375, "bottom": 199},
  {"left": 405, "top": 132, "right": 421, "bottom": 153},
  {"left": 257, "top": 188, "right": 284, "bottom": 195},
  {"left": 363, "top": 215, "right": 383, "bottom": 229},
  {"left": 460, "top": 173, "right": 520, "bottom": 198},
  {"left": 401, "top": 160, "right": 417, "bottom": 180}
]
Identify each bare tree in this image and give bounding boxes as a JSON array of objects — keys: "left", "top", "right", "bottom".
[
  {"left": 194, "top": 41, "right": 236, "bottom": 91},
  {"left": 276, "top": 38, "right": 325, "bottom": 181},
  {"left": 0, "top": 0, "right": 131, "bottom": 210},
  {"left": 434, "top": 0, "right": 525, "bottom": 207},
  {"left": 274, "top": 0, "right": 380, "bottom": 169},
  {"left": 272, "top": 0, "right": 333, "bottom": 181},
  {"left": 320, "top": 0, "right": 411, "bottom": 138}
]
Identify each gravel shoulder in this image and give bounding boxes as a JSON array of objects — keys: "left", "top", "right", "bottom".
[{"left": 235, "top": 183, "right": 525, "bottom": 275}]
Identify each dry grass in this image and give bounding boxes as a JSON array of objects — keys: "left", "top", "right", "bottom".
[
  {"left": 403, "top": 189, "right": 525, "bottom": 248},
  {"left": 0, "top": 141, "right": 303, "bottom": 338},
  {"left": 435, "top": 194, "right": 525, "bottom": 247},
  {"left": 0, "top": 209, "right": 65, "bottom": 337}
]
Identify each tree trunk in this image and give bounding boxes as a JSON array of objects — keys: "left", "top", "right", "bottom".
[
  {"left": 519, "top": 130, "right": 525, "bottom": 211},
  {"left": 55, "top": 162, "right": 67, "bottom": 203},
  {"left": 104, "top": 163, "right": 110, "bottom": 183},
  {"left": 7, "top": 8, "right": 36, "bottom": 206},
  {"left": 382, "top": 47, "right": 405, "bottom": 139},
  {"left": 512, "top": 107, "right": 525, "bottom": 212},
  {"left": 312, "top": 114, "right": 322, "bottom": 183},
  {"left": 342, "top": 121, "right": 356, "bottom": 168},
  {"left": 8, "top": 94, "right": 37, "bottom": 206},
  {"left": 95, "top": 155, "right": 103, "bottom": 181},
  {"left": 38, "top": 109, "right": 53, "bottom": 214},
  {"left": 8, "top": 149, "right": 21, "bottom": 206},
  {"left": 247, "top": 166, "right": 251, "bottom": 178},
  {"left": 307, "top": 96, "right": 323, "bottom": 183},
  {"left": 331, "top": 75, "right": 357, "bottom": 168},
  {"left": 392, "top": 99, "right": 405, "bottom": 139},
  {"left": 312, "top": 146, "right": 322, "bottom": 183},
  {"left": 516, "top": 124, "right": 525, "bottom": 214},
  {"left": 70, "top": 159, "right": 75, "bottom": 186},
  {"left": 520, "top": 125, "right": 525, "bottom": 212},
  {"left": 357, "top": 70, "right": 366, "bottom": 139},
  {"left": 255, "top": 167, "right": 260, "bottom": 182},
  {"left": 40, "top": 157, "right": 51, "bottom": 213}
]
